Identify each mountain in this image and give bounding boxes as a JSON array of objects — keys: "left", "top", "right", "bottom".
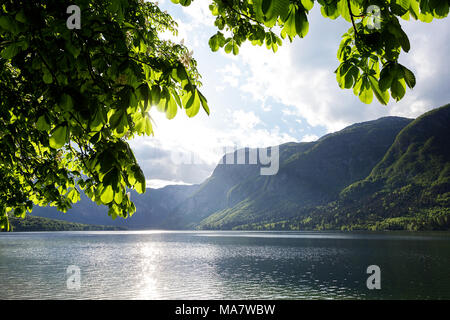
[
  {"left": 32, "top": 183, "right": 199, "bottom": 229},
  {"left": 31, "top": 113, "right": 414, "bottom": 229},
  {"left": 320, "top": 103, "right": 450, "bottom": 230},
  {"left": 30, "top": 104, "right": 450, "bottom": 231},
  {"left": 196, "top": 116, "right": 412, "bottom": 229},
  {"left": 242, "top": 104, "right": 450, "bottom": 231}
]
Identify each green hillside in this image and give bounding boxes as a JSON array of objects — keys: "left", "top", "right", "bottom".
[
  {"left": 6, "top": 215, "right": 125, "bottom": 232},
  {"left": 244, "top": 104, "right": 450, "bottom": 231},
  {"left": 337, "top": 103, "right": 450, "bottom": 230}
]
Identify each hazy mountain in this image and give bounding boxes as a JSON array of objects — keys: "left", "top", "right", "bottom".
[
  {"left": 8, "top": 215, "right": 125, "bottom": 232},
  {"left": 32, "top": 183, "right": 199, "bottom": 229}
]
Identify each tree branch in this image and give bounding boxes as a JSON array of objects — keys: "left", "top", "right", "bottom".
[
  {"left": 222, "top": 0, "right": 263, "bottom": 26},
  {"left": 347, "top": 0, "right": 359, "bottom": 39}
]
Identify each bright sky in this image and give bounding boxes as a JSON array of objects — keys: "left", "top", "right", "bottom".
[{"left": 131, "top": 0, "right": 450, "bottom": 189}]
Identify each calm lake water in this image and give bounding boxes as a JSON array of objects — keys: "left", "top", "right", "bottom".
[{"left": 1, "top": 230, "right": 450, "bottom": 300}]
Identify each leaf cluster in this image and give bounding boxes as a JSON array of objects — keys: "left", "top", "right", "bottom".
[
  {"left": 174, "top": 0, "right": 449, "bottom": 104},
  {"left": 0, "top": 0, "right": 209, "bottom": 230}
]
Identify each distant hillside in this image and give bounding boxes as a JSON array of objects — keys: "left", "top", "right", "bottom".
[
  {"left": 31, "top": 184, "right": 199, "bottom": 229},
  {"left": 7, "top": 215, "right": 125, "bottom": 232}
]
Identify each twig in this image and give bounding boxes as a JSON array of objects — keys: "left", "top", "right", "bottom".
[
  {"left": 347, "top": 0, "right": 359, "bottom": 39},
  {"left": 222, "top": 0, "right": 263, "bottom": 25}
]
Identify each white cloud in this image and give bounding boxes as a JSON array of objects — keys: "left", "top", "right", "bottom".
[
  {"left": 301, "top": 134, "right": 319, "bottom": 142},
  {"left": 131, "top": 3, "right": 449, "bottom": 187},
  {"left": 130, "top": 108, "right": 296, "bottom": 184},
  {"left": 219, "top": 63, "right": 242, "bottom": 87},
  {"left": 262, "top": 104, "right": 272, "bottom": 112},
  {"left": 282, "top": 108, "right": 297, "bottom": 116},
  {"left": 232, "top": 110, "right": 261, "bottom": 129},
  {"left": 233, "top": 7, "right": 450, "bottom": 133},
  {"left": 221, "top": 63, "right": 242, "bottom": 77},
  {"left": 146, "top": 179, "right": 193, "bottom": 189},
  {"left": 180, "top": 0, "right": 215, "bottom": 26},
  {"left": 238, "top": 41, "right": 361, "bottom": 132}
]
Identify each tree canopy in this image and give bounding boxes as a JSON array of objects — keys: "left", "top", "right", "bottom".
[
  {"left": 0, "top": 0, "right": 209, "bottom": 230},
  {"left": 0, "top": 0, "right": 448, "bottom": 231},
  {"left": 188, "top": 0, "right": 448, "bottom": 104}
]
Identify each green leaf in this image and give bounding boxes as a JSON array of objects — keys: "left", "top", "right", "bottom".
[
  {"left": 224, "top": 40, "right": 234, "bottom": 54},
  {"left": 397, "top": 0, "right": 411, "bottom": 11},
  {"left": 262, "top": 0, "right": 279, "bottom": 27},
  {"left": 232, "top": 42, "right": 239, "bottom": 55},
  {"left": 133, "top": 166, "right": 146, "bottom": 194},
  {"left": 178, "top": 0, "right": 192, "bottom": 6},
  {"left": 433, "top": 1, "right": 449, "bottom": 18},
  {"left": 301, "top": 0, "right": 314, "bottom": 11},
  {"left": 114, "top": 191, "right": 123, "bottom": 204},
  {"left": 253, "top": 0, "right": 264, "bottom": 21},
  {"left": 400, "top": 65, "right": 416, "bottom": 88},
  {"left": 321, "top": 3, "right": 339, "bottom": 19},
  {"left": 36, "top": 115, "right": 51, "bottom": 131},
  {"left": 100, "top": 185, "right": 114, "bottom": 204},
  {"left": 15, "top": 10, "right": 27, "bottom": 23},
  {"left": 49, "top": 125, "right": 68, "bottom": 149},
  {"left": 43, "top": 70, "right": 53, "bottom": 84},
  {"left": 166, "top": 95, "right": 178, "bottom": 119},
  {"left": 67, "top": 188, "right": 81, "bottom": 203},
  {"left": 379, "top": 66, "right": 394, "bottom": 92},
  {"left": 209, "top": 35, "right": 220, "bottom": 52},
  {"left": 109, "top": 110, "right": 128, "bottom": 133},
  {"left": 358, "top": 76, "right": 373, "bottom": 104},
  {"left": 0, "top": 215, "right": 10, "bottom": 232},
  {"left": 14, "top": 206, "right": 26, "bottom": 219},
  {"left": 198, "top": 90, "right": 210, "bottom": 115},
  {"left": 150, "top": 86, "right": 161, "bottom": 106},
  {"left": 0, "top": 16, "right": 17, "bottom": 33},
  {"left": 102, "top": 167, "right": 120, "bottom": 189},
  {"left": 182, "top": 90, "right": 194, "bottom": 110},
  {"left": 344, "top": 65, "right": 359, "bottom": 89},
  {"left": 369, "top": 76, "right": 390, "bottom": 105},
  {"left": 144, "top": 115, "right": 153, "bottom": 135},
  {"left": 338, "top": 0, "right": 351, "bottom": 22},
  {"left": 391, "top": 78, "right": 406, "bottom": 101},
  {"left": 269, "top": 0, "right": 290, "bottom": 21},
  {"left": 282, "top": 6, "right": 298, "bottom": 38},
  {"left": 185, "top": 90, "right": 201, "bottom": 118},
  {"left": 295, "top": 9, "right": 309, "bottom": 38},
  {"left": 90, "top": 108, "right": 106, "bottom": 131},
  {"left": 61, "top": 94, "right": 74, "bottom": 111},
  {"left": 0, "top": 43, "right": 20, "bottom": 59}
]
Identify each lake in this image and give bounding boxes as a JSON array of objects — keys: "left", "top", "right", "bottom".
[{"left": 1, "top": 230, "right": 450, "bottom": 299}]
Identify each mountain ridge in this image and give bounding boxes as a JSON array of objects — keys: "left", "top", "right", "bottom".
[{"left": 30, "top": 105, "right": 450, "bottom": 231}]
